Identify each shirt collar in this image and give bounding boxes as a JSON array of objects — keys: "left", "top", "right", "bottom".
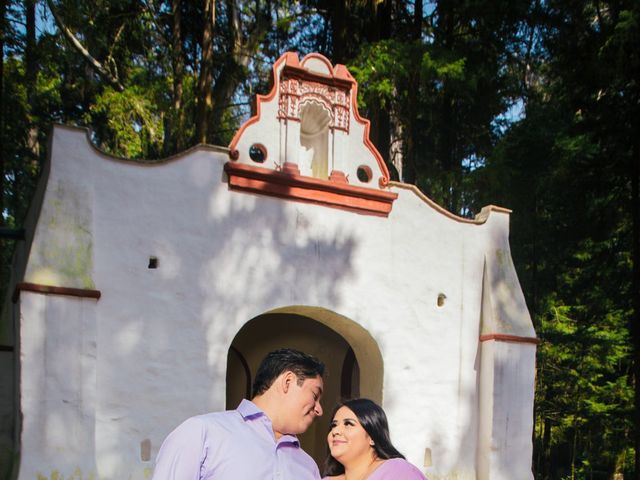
[
  {"left": 237, "top": 398, "right": 265, "bottom": 420},
  {"left": 237, "top": 399, "right": 300, "bottom": 446}
]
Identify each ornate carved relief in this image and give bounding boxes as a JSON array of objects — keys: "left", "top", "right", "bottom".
[{"left": 278, "top": 76, "right": 351, "bottom": 133}]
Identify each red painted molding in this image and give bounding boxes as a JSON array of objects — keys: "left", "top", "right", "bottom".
[
  {"left": 224, "top": 162, "right": 398, "bottom": 217},
  {"left": 13, "top": 282, "right": 101, "bottom": 303},
  {"left": 479, "top": 333, "right": 540, "bottom": 345},
  {"left": 328, "top": 170, "right": 348, "bottom": 183},
  {"left": 281, "top": 162, "right": 301, "bottom": 175},
  {"left": 281, "top": 64, "right": 354, "bottom": 90}
]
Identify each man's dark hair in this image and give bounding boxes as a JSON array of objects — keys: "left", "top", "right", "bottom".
[{"left": 252, "top": 348, "right": 325, "bottom": 397}]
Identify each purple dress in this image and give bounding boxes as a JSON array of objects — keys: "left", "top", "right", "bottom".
[{"left": 323, "top": 458, "right": 428, "bottom": 479}]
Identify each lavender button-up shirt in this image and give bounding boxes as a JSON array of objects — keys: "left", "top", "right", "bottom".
[
  {"left": 152, "top": 399, "right": 321, "bottom": 480},
  {"left": 322, "top": 458, "right": 428, "bottom": 480}
]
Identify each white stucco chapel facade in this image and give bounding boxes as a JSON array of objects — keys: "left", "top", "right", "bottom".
[{"left": 1, "top": 52, "right": 537, "bottom": 480}]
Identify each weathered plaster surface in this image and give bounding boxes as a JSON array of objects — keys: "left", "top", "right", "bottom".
[
  {"left": 19, "top": 292, "right": 97, "bottom": 480},
  {"left": 24, "top": 164, "right": 95, "bottom": 289}
]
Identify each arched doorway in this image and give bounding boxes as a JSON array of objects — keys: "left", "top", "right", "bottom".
[{"left": 225, "top": 307, "right": 383, "bottom": 467}]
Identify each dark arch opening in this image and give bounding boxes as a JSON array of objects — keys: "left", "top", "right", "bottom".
[{"left": 225, "top": 307, "right": 382, "bottom": 467}]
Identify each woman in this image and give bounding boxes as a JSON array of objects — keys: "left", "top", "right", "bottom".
[{"left": 323, "top": 398, "right": 427, "bottom": 480}]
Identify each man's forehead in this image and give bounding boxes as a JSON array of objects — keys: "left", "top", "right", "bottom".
[{"left": 304, "top": 375, "right": 324, "bottom": 390}]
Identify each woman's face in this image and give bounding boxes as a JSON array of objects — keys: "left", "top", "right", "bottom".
[{"left": 327, "top": 406, "right": 375, "bottom": 465}]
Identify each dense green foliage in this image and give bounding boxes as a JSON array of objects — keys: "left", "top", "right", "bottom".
[{"left": 1, "top": 1, "right": 638, "bottom": 479}]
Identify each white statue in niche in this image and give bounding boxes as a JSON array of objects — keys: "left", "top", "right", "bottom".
[
  {"left": 299, "top": 102, "right": 330, "bottom": 180},
  {"left": 299, "top": 145, "right": 315, "bottom": 177}
]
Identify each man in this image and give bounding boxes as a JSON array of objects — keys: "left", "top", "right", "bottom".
[{"left": 152, "top": 348, "right": 325, "bottom": 479}]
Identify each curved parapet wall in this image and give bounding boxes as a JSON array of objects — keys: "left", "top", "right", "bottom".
[{"left": 389, "top": 181, "right": 513, "bottom": 225}]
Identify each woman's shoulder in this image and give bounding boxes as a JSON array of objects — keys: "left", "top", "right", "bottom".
[{"left": 376, "top": 458, "right": 427, "bottom": 479}]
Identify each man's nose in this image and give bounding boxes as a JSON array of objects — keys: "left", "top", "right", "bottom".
[{"left": 314, "top": 401, "right": 323, "bottom": 417}]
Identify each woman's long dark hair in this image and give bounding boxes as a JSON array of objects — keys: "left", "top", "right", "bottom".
[{"left": 323, "top": 398, "right": 405, "bottom": 476}]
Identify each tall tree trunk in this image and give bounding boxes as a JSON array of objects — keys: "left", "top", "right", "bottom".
[
  {"left": 25, "top": 0, "right": 36, "bottom": 87},
  {"left": 0, "top": 0, "right": 6, "bottom": 227},
  {"left": 367, "top": 1, "right": 394, "bottom": 176},
  {"left": 571, "top": 424, "right": 578, "bottom": 480},
  {"left": 401, "top": 0, "right": 423, "bottom": 184},
  {"left": 208, "top": 0, "right": 269, "bottom": 144},
  {"left": 195, "top": 0, "right": 215, "bottom": 144},
  {"left": 437, "top": 1, "right": 457, "bottom": 210},
  {"left": 542, "top": 416, "right": 551, "bottom": 480},
  {"left": 632, "top": 109, "right": 640, "bottom": 480},
  {"left": 25, "top": 0, "right": 39, "bottom": 159},
  {"left": 329, "top": 0, "right": 347, "bottom": 63},
  {"left": 169, "top": 0, "right": 185, "bottom": 152},
  {"left": 208, "top": 58, "right": 244, "bottom": 144},
  {"left": 388, "top": 99, "right": 403, "bottom": 181}
]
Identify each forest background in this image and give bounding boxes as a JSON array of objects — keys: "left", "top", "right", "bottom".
[{"left": 0, "top": 1, "right": 638, "bottom": 479}]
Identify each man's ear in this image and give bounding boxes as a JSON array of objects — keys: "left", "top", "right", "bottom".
[{"left": 281, "top": 371, "right": 296, "bottom": 394}]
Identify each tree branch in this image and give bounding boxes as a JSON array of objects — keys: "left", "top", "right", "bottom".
[{"left": 45, "top": 0, "right": 125, "bottom": 91}]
